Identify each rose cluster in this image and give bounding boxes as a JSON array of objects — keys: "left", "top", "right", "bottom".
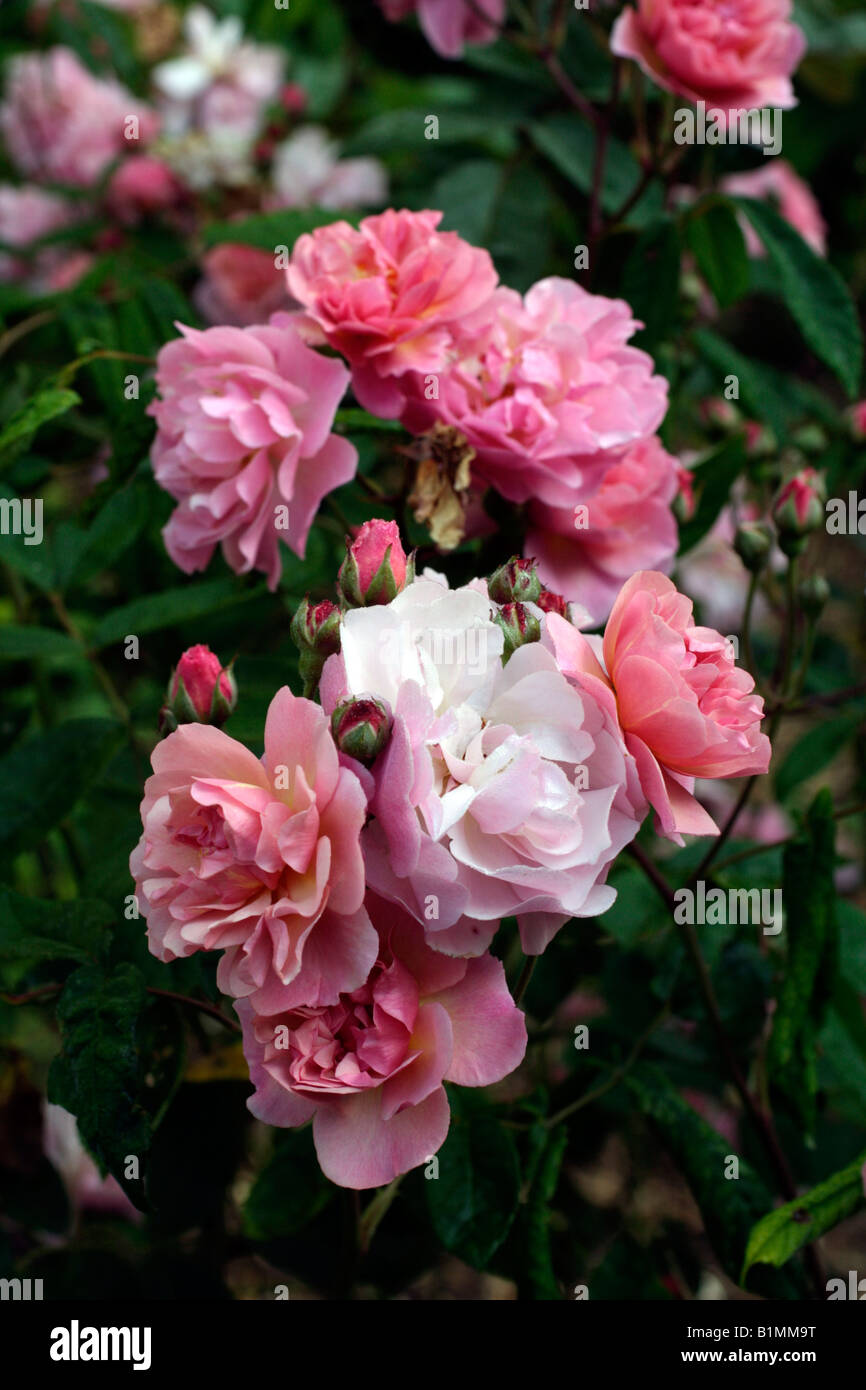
[{"left": 131, "top": 523, "right": 770, "bottom": 1187}]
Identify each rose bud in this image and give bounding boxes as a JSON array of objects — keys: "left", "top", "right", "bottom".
[
  {"left": 337, "top": 519, "right": 413, "bottom": 608},
  {"left": 798, "top": 573, "right": 830, "bottom": 619},
  {"left": 772, "top": 469, "right": 826, "bottom": 555},
  {"left": 537, "top": 587, "right": 570, "bottom": 619},
  {"left": 488, "top": 556, "right": 541, "bottom": 606},
  {"left": 733, "top": 521, "right": 774, "bottom": 573},
  {"left": 330, "top": 696, "right": 392, "bottom": 766},
  {"left": 494, "top": 602, "right": 541, "bottom": 661},
  {"left": 290, "top": 597, "right": 342, "bottom": 697},
  {"left": 159, "top": 644, "right": 236, "bottom": 735},
  {"left": 673, "top": 465, "right": 696, "bottom": 523}
]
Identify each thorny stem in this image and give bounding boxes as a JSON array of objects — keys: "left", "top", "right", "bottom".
[
  {"left": 2, "top": 980, "right": 241, "bottom": 1032},
  {"left": 512, "top": 954, "right": 536, "bottom": 1007}
]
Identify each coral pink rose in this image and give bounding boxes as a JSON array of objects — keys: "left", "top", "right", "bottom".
[
  {"left": 722, "top": 161, "right": 826, "bottom": 256},
  {"left": 526, "top": 436, "right": 680, "bottom": 624},
  {"left": 401, "top": 278, "right": 668, "bottom": 508},
  {"left": 193, "top": 243, "right": 293, "bottom": 327},
  {"left": 321, "top": 571, "right": 647, "bottom": 956},
  {"left": 149, "top": 317, "right": 357, "bottom": 589},
  {"left": 131, "top": 687, "right": 377, "bottom": 1013},
  {"left": 611, "top": 0, "right": 806, "bottom": 113},
  {"left": 237, "top": 894, "right": 527, "bottom": 1188},
  {"left": 0, "top": 47, "right": 158, "bottom": 187},
  {"left": 378, "top": 0, "right": 503, "bottom": 58},
  {"left": 286, "top": 209, "right": 499, "bottom": 417},
  {"left": 547, "top": 572, "right": 771, "bottom": 842}
]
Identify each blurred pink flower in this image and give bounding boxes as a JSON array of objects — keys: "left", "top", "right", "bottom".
[
  {"left": 0, "top": 184, "right": 79, "bottom": 288},
  {"left": 547, "top": 571, "right": 770, "bottom": 842},
  {"left": 194, "top": 243, "right": 292, "bottom": 327},
  {"left": 286, "top": 209, "right": 499, "bottom": 417},
  {"left": 722, "top": 161, "right": 826, "bottom": 256},
  {"left": 43, "top": 1104, "right": 140, "bottom": 1220},
  {"left": 106, "top": 154, "right": 184, "bottom": 223},
  {"left": 611, "top": 0, "right": 806, "bottom": 113},
  {"left": 378, "top": 0, "right": 503, "bottom": 58},
  {"left": 269, "top": 126, "right": 387, "bottom": 212},
  {"left": 149, "top": 318, "right": 356, "bottom": 589},
  {"left": 0, "top": 47, "right": 157, "bottom": 187},
  {"left": 402, "top": 278, "right": 668, "bottom": 508},
  {"left": 131, "top": 687, "right": 376, "bottom": 1013},
  {"left": 238, "top": 893, "right": 526, "bottom": 1188},
  {"left": 526, "top": 436, "right": 680, "bottom": 624}
]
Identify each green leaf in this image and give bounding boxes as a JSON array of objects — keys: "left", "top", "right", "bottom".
[
  {"left": 731, "top": 196, "right": 863, "bottom": 397},
  {"left": 742, "top": 1152, "right": 866, "bottom": 1280},
  {"left": 774, "top": 716, "right": 860, "bottom": 802},
  {"left": 47, "top": 963, "right": 152, "bottom": 1199},
  {"left": 692, "top": 327, "right": 790, "bottom": 442},
  {"left": 621, "top": 220, "right": 682, "bottom": 352},
  {"left": 677, "top": 436, "right": 746, "bottom": 555},
  {"left": 203, "top": 207, "right": 355, "bottom": 251},
  {"left": 433, "top": 158, "right": 502, "bottom": 247},
  {"left": 626, "top": 1063, "right": 796, "bottom": 1291},
  {"left": 0, "top": 719, "right": 124, "bottom": 853},
  {"left": 529, "top": 115, "right": 662, "bottom": 226},
  {"left": 0, "top": 484, "right": 56, "bottom": 591},
  {"left": 766, "top": 789, "right": 838, "bottom": 1133},
  {"left": 90, "top": 577, "right": 264, "bottom": 649},
  {"left": 243, "top": 1128, "right": 333, "bottom": 1239},
  {"left": 0, "top": 887, "right": 111, "bottom": 964},
  {"left": 0, "top": 625, "right": 80, "bottom": 661},
  {"left": 522, "top": 1122, "right": 567, "bottom": 1300},
  {"left": 54, "top": 476, "right": 152, "bottom": 591},
  {"left": 685, "top": 198, "right": 749, "bottom": 309},
  {"left": 427, "top": 1089, "right": 521, "bottom": 1269},
  {"left": 0, "top": 388, "right": 80, "bottom": 469}
]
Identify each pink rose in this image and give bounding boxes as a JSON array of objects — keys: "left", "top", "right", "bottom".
[
  {"left": 321, "top": 572, "right": 647, "bottom": 956},
  {"left": 237, "top": 893, "right": 527, "bottom": 1188},
  {"left": 526, "top": 436, "right": 680, "bottom": 624},
  {"left": 378, "top": 0, "right": 504, "bottom": 58},
  {"left": 547, "top": 572, "right": 771, "bottom": 842},
  {"left": 131, "top": 687, "right": 377, "bottom": 1013},
  {"left": 611, "top": 0, "right": 806, "bottom": 113},
  {"left": 722, "top": 162, "right": 826, "bottom": 256},
  {"left": 149, "top": 317, "right": 357, "bottom": 589},
  {"left": 0, "top": 47, "right": 158, "bottom": 188},
  {"left": 337, "top": 518, "right": 411, "bottom": 607},
  {"left": 401, "top": 278, "right": 668, "bottom": 508},
  {"left": 0, "top": 184, "right": 77, "bottom": 288},
  {"left": 193, "top": 243, "right": 293, "bottom": 327},
  {"left": 286, "top": 209, "right": 499, "bottom": 417},
  {"left": 106, "top": 155, "right": 184, "bottom": 223}
]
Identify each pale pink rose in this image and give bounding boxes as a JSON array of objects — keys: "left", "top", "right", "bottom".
[
  {"left": 130, "top": 687, "right": 377, "bottom": 1013},
  {"left": 269, "top": 126, "right": 387, "bottom": 212},
  {"left": 321, "top": 571, "right": 647, "bottom": 956},
  {"left": 378, "top": 0, "right": 504, "bottom": 58},
  {"left": 0, "top": 184, "right": 77, "bottom": 286},
  {"left": 611, "top": 0, "right": 806, "bottom": 113},
  {"left": 546, "top": 572, "right": 771, "bottom": 843},
  {"left": 0, "top": 47, "right": 158, "bottom": 188},
  {"left": 286, "top": 209, "right": 499, "bottom": 417},
  {"left": 237, "top": 892, "right": 527, "bottom": 1188},
  {"left": 193, "top": 243, "right": 293, "bottom": 327},
  {"left": 401, "top": 278, "right": 669, "bottom": 508},
  {"left": 153, "top": 6, "right": 283, "bottom": 146},
  {"left": 149, "top": 317, "right": 357, "bottom": 589},
  {"left": 106, "top": 155, "right": 184, "bottom": 223},
  {"left": 526, "top": 436, "right": 680, "bottom": 624},
  {"left": 722, "top": 161, "right": 826, "bottom": 256}
]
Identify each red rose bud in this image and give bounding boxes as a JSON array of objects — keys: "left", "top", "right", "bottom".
[
  {"left": 772, "top": 469, "right": 826, "bottom": 555},
  {"left": 488, "top": 556, "right": 541, "bottom": 605},
  {"left": 537, "top": 587, "right": 570, "bottom": 619},
  {"left": 495, "top": 602, "right": 540, "bottom": 661},
  {"left": 290, "top": 597, "right": 342, "bottom": 697},
  {"left": 337, "top": 519, "right": 413, "bottom": 608},
  {"left": 160, "top": 644, "right": 236, "bottom": 735},
  {"left": 331, "top": 696, "right": 392, "bottom": 766},
  {"left": 673, "top": 465, "right": 696, "bottom": 523}
]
